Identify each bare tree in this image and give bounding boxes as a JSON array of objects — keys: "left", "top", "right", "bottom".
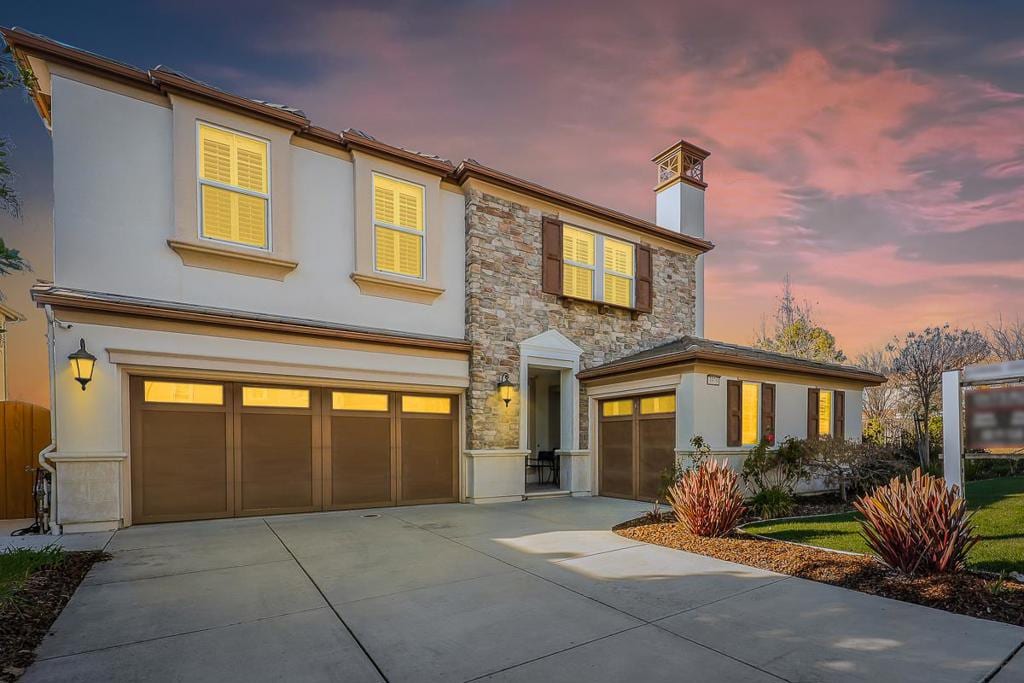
[
  {"left": 856, "top": 347, "right": 899, "bottom": 444},
  {"left": 889, "top": 325, "right": 990, "bottom": 468},
  {"left": 754, "top": 275, "right": 847, "bottom": 363},
  {"left": 989, "top": 315, "right": 1024, "bottom": 361}
]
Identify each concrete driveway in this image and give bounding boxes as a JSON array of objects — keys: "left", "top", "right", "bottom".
[{"left": 21, "top": 497, "right": 1024, "bottom": 682}]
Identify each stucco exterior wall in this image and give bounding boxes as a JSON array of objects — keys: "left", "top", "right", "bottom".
[
  {"left": 686, "top": 370, "right": 865, "bottom": 450},
  {"left": 464, "top": 187, "right": 697, "bottom": 451},
  {"left": 50, "top": 74, "right": 465, "bottom": 340}
]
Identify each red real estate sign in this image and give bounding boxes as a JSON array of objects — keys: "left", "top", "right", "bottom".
[{"left": 965, "top": 385, "right": 1024, "bottom": 450}]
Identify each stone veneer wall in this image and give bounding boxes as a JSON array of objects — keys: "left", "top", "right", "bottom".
[{"left": 465, "top": 188, "right": 697, "bottom": 451}]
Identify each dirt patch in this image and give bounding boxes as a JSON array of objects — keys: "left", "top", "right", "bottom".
[
  {"left": 615, "top": 519, "right": 1024, "bottom": 627},
  {"left": 0, "top": 551, "right": 107, "bottom": 681}
]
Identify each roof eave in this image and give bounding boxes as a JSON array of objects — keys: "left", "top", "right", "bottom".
[
  {"left": 30, "top": 284, "right": 472, "bottom": 354},
  {"left": 454, "top": 161, "right": 715, "bottom": 254},
  {"left": 577, "top": 349, "right": 887, "bottom": 386}
]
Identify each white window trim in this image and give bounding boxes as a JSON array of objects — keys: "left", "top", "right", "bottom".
[
  {"left": 741, "top": 380, "right": 762, "bottom": 446},
  {"left": 564, "top": 226, "right": 636, "bottom": 307},
  {"left": 371, "top": 171, "right": 427, "bottom": 281},
  {"left": 195, "top": 120, "right": 273, "bottom": 252}
]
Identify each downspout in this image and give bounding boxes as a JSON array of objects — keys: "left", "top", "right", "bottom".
[{"left": 38, "top": 304, "right": 61, "bottom": 533}]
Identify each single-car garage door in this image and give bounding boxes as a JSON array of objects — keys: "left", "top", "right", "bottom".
[
  {"left": 598, "top": 393, "right": 676, "bottom": 501},
  {"left": 130, "top": 377, "right": 458, "bottom": 524}
]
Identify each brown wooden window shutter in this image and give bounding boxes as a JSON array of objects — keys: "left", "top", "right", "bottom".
[
  {"left": 541, "top": 217, "right": 564, "bottom": 295},
  {"left": 807, "top": 388, "right": 820, "bottom": 439},
  {"left": 834, "top": 390, "right": 846, "bottom": 439},
  {"left": 726, "top": 380, "right": 742, "bottom": 447},
  {"left": 635, "top": 245, "right": 653, "bottom": 313},
  {"left": 761, "top": 383, "right": 776, "bottom": 444}
]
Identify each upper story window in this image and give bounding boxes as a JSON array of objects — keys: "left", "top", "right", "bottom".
[
  {"left": 561, "top": 225, "right": 635, "bottom": 307},
  {"left": 373, "top": 173, "right": 425, "bottom": 279},
  {"left": 197, "top": 123, "right": 270, "bottom": 250}
]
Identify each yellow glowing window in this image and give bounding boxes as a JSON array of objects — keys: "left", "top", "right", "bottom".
[
  {"left": 742, "top": 382, "right": 760, "bottom": 445},
  {"left": 640, "top": 394, "right": 675, "bottom": 415},
  {"left": 198, "top": 123, "right": 269, "bottom": 249},
  {"left": 402, "top": 395, "right": 451, "bottom": 414},
  {"left": 374, "top": 174, "right": 424, "bottom": 278},
  {"left": 603, "top": 238, "right": 634, "bottom": 307},
  {"left": 563, "top": 226, "right": 595, "bottom": 299},
  {"left": 602, "top": 399, "right": 633, "bottom": 417},
  {"left": 242, "top": 387, "right": 310, "bottom": 408},
  {"left": 818, "top": 390, "right": 832, "bottom": 436},
  {"left": 333, "top": 392, "right": 389, "bottom": 412},
  {"left": 143, "top": 381, "right": 223, "bottom": 405}
]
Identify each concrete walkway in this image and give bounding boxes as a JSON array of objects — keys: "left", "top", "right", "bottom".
[{"left": 17, "top": 497, "right": 1024, "bottom": 682}]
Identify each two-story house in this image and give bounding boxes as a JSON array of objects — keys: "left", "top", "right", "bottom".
[{"left": 2, "top": 28, "right": 883, "bottom": 533}]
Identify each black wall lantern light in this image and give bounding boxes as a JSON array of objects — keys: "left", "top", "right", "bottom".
[
  {"left": 68, "top": 338, "right": 96, "bottom": 391},
  {"left": 497, "top": 373, "right": 514, "bottom": 407}
]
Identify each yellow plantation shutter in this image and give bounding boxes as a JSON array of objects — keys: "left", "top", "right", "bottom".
[
  {"left": 562, "top": 226, "right": 595, "bottom": 299},
  {"left": 818, "top": 390, "right": 832, "bottom": 436},
  {"left": 742, "top": 382, "right": 760, "bottom": 445},
  {"left": 198, "top": 124, "right": 269, "bottom": 249},
  {"left": 604, "top": 238, "right": 633, "bottom": 275},
  {"left": 200, "top": 126, "right": 232, "bottom": 184},
  {"left": 373, "top": 174, "right": 425, "bottom": 277},
  {"left": 603, "top": 238, "right": 634, "bottom": 307},
  {"left": 563, "top": 226, "right": 594, "bottom": 265},
  {"left": 374, "top": 182, "right": 396, "bottom": 225},
  {"left": 604, "top": 274, "right": 631, "bottom": 306}
]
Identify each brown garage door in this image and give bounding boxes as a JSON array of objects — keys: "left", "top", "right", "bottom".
[
  {"left": 130, "top": 378, "right": 458, "bottom": 524},
  {"left": 598, "top": 393, "right": 676, "bottom": 502}
]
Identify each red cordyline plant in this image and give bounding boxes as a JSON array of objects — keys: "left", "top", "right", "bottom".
[
  {"left": 854, "top": 468, "right": 979, "bottom": 575},
  {"left": 669, "top": 460, "right": 745, "bottom": 537}
]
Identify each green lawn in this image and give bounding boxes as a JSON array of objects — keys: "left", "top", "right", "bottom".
[
  {"left": 0, "top": 545, "right": 65, "bottom": 605},
  {"left": 744, "top": 476, "right": 1024, "bottom": 574}
]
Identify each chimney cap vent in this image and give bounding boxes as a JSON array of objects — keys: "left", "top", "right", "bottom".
[{"left": 653, "top": 139, "right": 710, "bottom": 190}]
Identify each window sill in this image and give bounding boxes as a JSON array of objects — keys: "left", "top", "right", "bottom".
[
  {"left": 557, "top": 294, "right": 643, "bottom": 319},
  {"left": 350, "top": 272, "right": 445, "bottom": 305},
  {"left": 168, "top": 240, "right": 298, "bottom": 280}
]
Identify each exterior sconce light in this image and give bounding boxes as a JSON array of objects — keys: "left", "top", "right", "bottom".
[
  {"left": 497, "top": 373, "right": 514, "bottom": 407},
  {"left": 68, "top": 338, "right": 96, "bottom": 391}
]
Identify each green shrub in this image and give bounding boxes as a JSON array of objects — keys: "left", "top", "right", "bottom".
[
  {"left": 669, "top": 460, "right": 746, "bottom": 537},
  {"left": 854, "top": 468, "right": 978, "bottom": 575},
  {"left": 741, "top": 436, "right": 809, "bottom": 501},
  {"left": 750, "top": 486, "right": 795, "bottom": 519}
]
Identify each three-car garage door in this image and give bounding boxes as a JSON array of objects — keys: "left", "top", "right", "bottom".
[
  {"left": 598, "top": 393, "right": 676, "bottom": 501},
  {"left": 130, "top": 378, "right": 458, "bottom": 524}
]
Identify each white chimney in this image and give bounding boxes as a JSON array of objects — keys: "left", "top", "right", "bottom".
[{"left": 653, "top": 140, "right": 709, "bottom": 337}]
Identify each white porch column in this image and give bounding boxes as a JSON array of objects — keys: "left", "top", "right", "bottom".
[{"left": 941, "top": 370, "right": 963, "bottom": 491}]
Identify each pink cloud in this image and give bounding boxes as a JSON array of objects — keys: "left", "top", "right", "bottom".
[{"left": 214, "top": 0, "right": 1023, "bottom": 355}]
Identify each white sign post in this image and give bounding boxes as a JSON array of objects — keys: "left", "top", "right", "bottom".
[{"left": 941, "top": 370, "right": 963, "bottom": 491}]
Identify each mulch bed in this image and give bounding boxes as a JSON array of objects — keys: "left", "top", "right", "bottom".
[
  {"left": 0, "top": 551, "right": 108, "bottom": 681},
  {"left": 615, "top": 518, "right": 1024, "bottom": 627}
]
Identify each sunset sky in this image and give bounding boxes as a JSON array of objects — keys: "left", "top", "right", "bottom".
[{"left": 2, "top": 0, "right": 1022, "bottom": 361}]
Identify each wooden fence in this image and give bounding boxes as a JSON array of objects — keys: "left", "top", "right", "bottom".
[{"left": 0, "top": 401, "right": 50, "bottom": 520}]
